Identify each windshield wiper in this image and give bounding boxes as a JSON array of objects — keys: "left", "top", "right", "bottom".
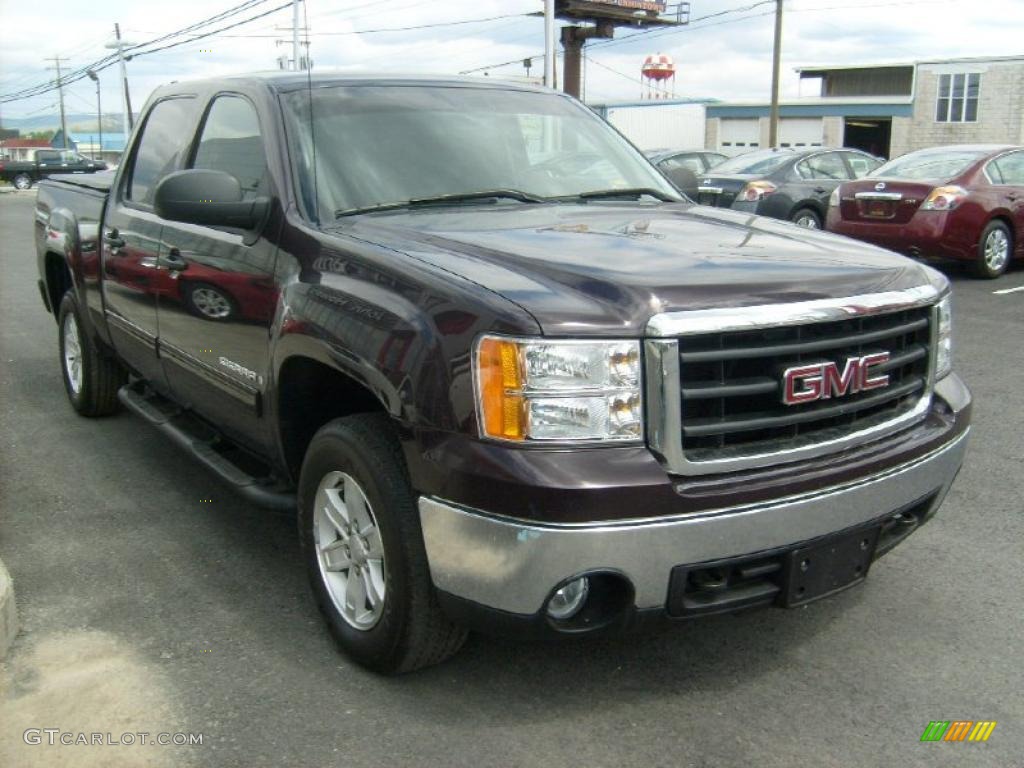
[
  {"left": 335, "top": 189, "right": 547, "bottom": 218},
  {"left": 567, "top": 187, "right": 678, "bottom": 203}
]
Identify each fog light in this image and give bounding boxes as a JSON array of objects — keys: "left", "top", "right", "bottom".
[{"left": 546, "top": 577, "right": 590, "bottom": 620}]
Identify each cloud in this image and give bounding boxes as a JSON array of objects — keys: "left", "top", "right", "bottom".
[{"left": 1, "top": 0, "right": 1021, "bottom": 120}]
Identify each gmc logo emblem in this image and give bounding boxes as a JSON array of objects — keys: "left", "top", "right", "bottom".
[{"left": 782, "top": 352, "right": 891, "bottom": 406}]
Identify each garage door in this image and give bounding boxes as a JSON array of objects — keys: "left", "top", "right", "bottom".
[
  {"left": 718, "top": 118, "right": 760, "bottom": 155},
  {"left": 779, "top": 118, "right": 823, "bottom": 149}
]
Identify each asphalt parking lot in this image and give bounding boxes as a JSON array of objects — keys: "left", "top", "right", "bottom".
[{"left": 0, "top": 189, "right": 1022, "bottom": 767}]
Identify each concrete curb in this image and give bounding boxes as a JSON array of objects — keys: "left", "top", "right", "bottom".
[{"left": 0, "top": 558, "right": 17, "bottom": 659}]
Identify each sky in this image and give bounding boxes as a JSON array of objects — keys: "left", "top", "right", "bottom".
[{"left": 1, "top": 0, "right": 1022, "bottom": 126}]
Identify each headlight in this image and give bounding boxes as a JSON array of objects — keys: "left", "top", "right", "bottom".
[
  {"left": 829, "top": 187, "right": 841, "bottom": 207},
  {"left": 935, "top": 295, "right": 953, "bottom": 379},
  {"left": 474, "top": 336, "right": 642, "bottom": 443}
]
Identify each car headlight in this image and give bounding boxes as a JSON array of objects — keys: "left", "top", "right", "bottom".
[
  {"left": 935, "top": 295, "right": 953, "bottom": 379},
  {"left": 474, "top": 336, "right": 642, "bottom": 443},
  {"left": 829, "top": 187, "right": 841, "bottom": 207}
]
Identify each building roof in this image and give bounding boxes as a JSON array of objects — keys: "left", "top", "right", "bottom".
[
  {"left": 796, "top": 54, "right": 1024, "bottom": 76},
  {"left": 0, "top": 137, "right": 52, "bottom": 148}
]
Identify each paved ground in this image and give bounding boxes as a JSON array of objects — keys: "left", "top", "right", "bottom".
[{"left": 1, "top": 191, "right": 1022, "bottom": 767}]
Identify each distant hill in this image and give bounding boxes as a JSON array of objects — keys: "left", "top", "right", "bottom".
[{"left": 0, "top": 113, "right": 132, "bottom": 133}]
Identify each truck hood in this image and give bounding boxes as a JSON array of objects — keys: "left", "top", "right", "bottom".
[{"left": 330, "top": 202, "right": 943, "bottom": 336}]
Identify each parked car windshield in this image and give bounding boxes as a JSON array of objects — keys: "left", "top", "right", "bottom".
[
  {"left": 709, "top": 150, "right": 793, "bottom": 175},
  {"left": 281, "top": 85, "right": 679, "bottom": 220},
  {"left": 871, "top": 149, "right": 986, "bottom": 181}
]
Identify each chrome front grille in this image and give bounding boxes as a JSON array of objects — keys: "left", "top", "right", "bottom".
[{"left": 645, "top": 286, "right": 941, "bottom": 476}]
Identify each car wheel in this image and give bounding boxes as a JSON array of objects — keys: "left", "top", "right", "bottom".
[
  {"left": 791, "top": 208, "right": 822, "bottom": 229},
  {"left": 975, "top": 220, "right": 1013, "bottom": 279},
  {"left": 58, "top": 292, "right": 126, "bottom": 416},
  {"left": 298, "top": 413, "right": 467, "bottom": 674},
  {"left": 13, "top": 173, "right": 33, "bottom": 190},
  {"left": 183, "top": 281, "right": 235, "bottom": 321}
]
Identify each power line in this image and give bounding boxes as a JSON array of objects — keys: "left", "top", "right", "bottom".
[
  {"left": 0, "top": 0, "right": 280, "bottom": 104},
  {"left": 220, "top": 12, "right": 533, "bottom": 38}
]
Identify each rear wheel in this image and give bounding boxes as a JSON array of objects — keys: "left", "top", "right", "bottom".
[
  {"left": 13, "top": 173, "right": 32, "bottom": 190},
  {"left": 975, "top": 220, "right": 1012, "bottom": 279},
  {"left": 791, "top": 207, "right": 822, "bottom": 229},
  {"left": 298, "top": 413, "right": 467, "bottom": 674},
  {"left": 182, "top": 281, "right": 235, "bottom": 321},
  {"left": 58, "top": 292, "right": 126, "bottom": 416}
]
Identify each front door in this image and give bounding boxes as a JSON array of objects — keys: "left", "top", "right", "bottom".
[
  {"left": 155, "top": 93, "right": 280, "bottom": 451},
  {"left": 101, "top": 96, "right": 198, "bottom": 390}
]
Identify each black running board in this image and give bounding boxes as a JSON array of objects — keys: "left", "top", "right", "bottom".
[{"left": 118, "top": 384, "right": 296, "bottom": 512}]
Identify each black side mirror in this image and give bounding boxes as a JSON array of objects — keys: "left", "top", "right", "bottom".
[{"left": 154, "top": 169, "right": 269, "bottom": 230}]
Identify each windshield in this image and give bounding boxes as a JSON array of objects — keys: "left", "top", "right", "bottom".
[
  {"left": 281, "top": 85, "right": 678, "bottom": 220},
  {"left": 871, "top": 150, "right": 985, "bottom": 180},
  {"left": 710, "top": 150, "right": 793, "bottom": 175}
]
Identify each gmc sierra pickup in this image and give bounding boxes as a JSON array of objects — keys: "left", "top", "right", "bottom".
[
  {"left": 35, "top": 73, "right": 971, "bottom": 674},
  {"left": 3, "top": 148, "right": 107, "bottom": 189}
]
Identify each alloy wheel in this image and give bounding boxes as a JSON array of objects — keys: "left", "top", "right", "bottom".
[
  {"left": 190, "top": 287, "right": 232, "bottom": 319},
  {"left": 313, "top": 471, "right": 387, "bottom": 631},
  {"left": 62, "top": 312, "right": 83, "bottom": 395},
  {"left": 984, "top": 228, "right": 1010, "bottom": 273}
]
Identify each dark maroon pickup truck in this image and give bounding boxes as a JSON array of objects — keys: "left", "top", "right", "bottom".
[{"left": 34, "top": 73, "right": 971, "bottom": 673}]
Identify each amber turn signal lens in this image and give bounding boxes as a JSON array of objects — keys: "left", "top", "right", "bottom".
[{"left": 477, "top": 337, "right": 525, "bottom": 440}]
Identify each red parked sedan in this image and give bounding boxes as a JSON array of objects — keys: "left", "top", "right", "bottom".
[{"left": 826, "top": 145, "right": 1024, "bottom": 278}]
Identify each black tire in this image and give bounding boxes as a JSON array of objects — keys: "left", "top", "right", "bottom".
[
  {"left": 13, "top": 173, "right": 33, "bottom": 190},
  {"left": 182, "top": 281, "right": 236, "bottom": 321},
  {"left": 974, "top": 220, "right": 1013, "bottom": 279},
  {"left": 298, "top": 413, "right": 467, "bottom": 674},
  {"left": 57, "top": 292, "right": 126, "bottom": 416},
  {"left": 791, "top": 207, "right": 822, "bottom": 229}
]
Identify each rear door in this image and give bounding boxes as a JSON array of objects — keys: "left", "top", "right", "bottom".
[
  {"left": 154, "top": 92, "right": 280, "bottom": 451},
  {"left": 793, "top": 152, "right": 851, "bottom": 205},
  {"left": 987, "top": 150, "right": 1024, "bottom": 254},
  {"left": 101, "top": 95, "right": 199, "bottom": 389}
]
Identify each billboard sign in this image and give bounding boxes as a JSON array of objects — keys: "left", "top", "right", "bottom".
[{"left": 587, "top": 0, "right": 667, "bottom": 12}]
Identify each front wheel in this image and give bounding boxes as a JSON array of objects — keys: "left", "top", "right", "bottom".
[
  {"left": 791, "top": 207, "right": 822, "bottom": 229},
  {"left": 298, "top": 413, "right": 467, "bottom": 674},
  {"left": 58, "top": 292, "right": 126, "bottom": 416},
  {"left": 13, "top": 173, "right": 33, "bottom": 190},
  {"left": 975, "top": 220, "right": 1013, "bottom": 279}
]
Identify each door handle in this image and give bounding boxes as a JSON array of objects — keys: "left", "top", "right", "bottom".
[
  {"left": 159, "top": 247, "right": 188, "bottom": 270},
  {"left": 813, "top": 187, "right": 827, "bottom": 194},
  {"left": 104, "top": 230, "right": 125, "bottom": 249}
]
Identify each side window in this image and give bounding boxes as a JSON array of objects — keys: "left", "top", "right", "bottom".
[
  {"left": 37, "top": 151, "right": 59, "bottom": 163},
  {"left": 797, "top": 153, "right": 849, "bottom": 180},
  {"left": 662, "top": 155, "right": 704, "bottom": 174},
  {"left": 128, "top": 97, "right": 197, "bottom": 204},
  {"left": 192, "top": 95, "right": 268, "bottom": 198},
  {"left": 989, "top": 152, "right": 1024, "bottom": 186},
  {"left": 846, "top": 153, "right": 882, "bottom": 179}
]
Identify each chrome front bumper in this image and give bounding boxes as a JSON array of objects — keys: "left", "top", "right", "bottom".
[{"left": 419, "top": 428, "right": 969, "bottom": 616}]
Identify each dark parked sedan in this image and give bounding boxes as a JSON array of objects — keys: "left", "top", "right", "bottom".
[
  {"left": 827, "top": 144, "right": 1024, "bottom": 278},
  {"left": 645, "top": 149, "right": 726, "bottom": 198},
  {"left": 696, "top": 148, "right": 883, "bottom": 229}
]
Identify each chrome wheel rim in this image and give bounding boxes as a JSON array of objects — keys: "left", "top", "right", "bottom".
[
  {"left": 313, "top": 471, "right": 386, "bottom": 631},
  {"left": 191, "top": 287, "right": 232, "bottom": 318},
  {"left": 62, "top": 312, "right": 83, "bottom": 395},
  {"left": 14, "top": 175, "right": 31, "bottom": 190},
  {"left": 984, "top": 229, "right": 1009, "bottom": 272},
  {"left": 795, "top": 214, "right": 819, "bottom": 229}
]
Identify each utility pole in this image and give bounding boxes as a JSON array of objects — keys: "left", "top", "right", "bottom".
[
  {"left": 544, "top": 0, "right": 555, "bottom": 88},
  {"left": 293, "top": 0, "right": 301, "bottom": 71},
  {"left": 44, "top": 56, "right": 70, "bottom": 148},
  {"left": 106, "top": 24, "right": 134, "bottom": 137},
  {"left": 768, "top": 0, "right": 784, "bottom": 148},
  {"left": 87, "top": 70, "right": 102, "bottom": 161}
]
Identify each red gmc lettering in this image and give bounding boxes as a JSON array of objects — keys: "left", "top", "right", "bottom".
[{"left": 782, "top": 352, "right": 891, "bottom": 405}]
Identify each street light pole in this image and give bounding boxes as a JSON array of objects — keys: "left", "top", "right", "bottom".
[
  {"left": 544, "top": 0, "right": 555, "bottom": 88},
  {"left": 768, "top": 0, "right": 784, "bottom": 148},
  {"left": 105, "top": 24, "right": 135, "bottom": 137},
  {"left": 87, "top": 70, "right": 102, "bottom": 162}
]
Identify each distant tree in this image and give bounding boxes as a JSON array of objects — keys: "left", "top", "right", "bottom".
[
  {"left": 0, "top": 127, "right": 18, "bottom": 140},
  {"left": 26, "top": 130, "right": 55, "bottom": 141}
]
